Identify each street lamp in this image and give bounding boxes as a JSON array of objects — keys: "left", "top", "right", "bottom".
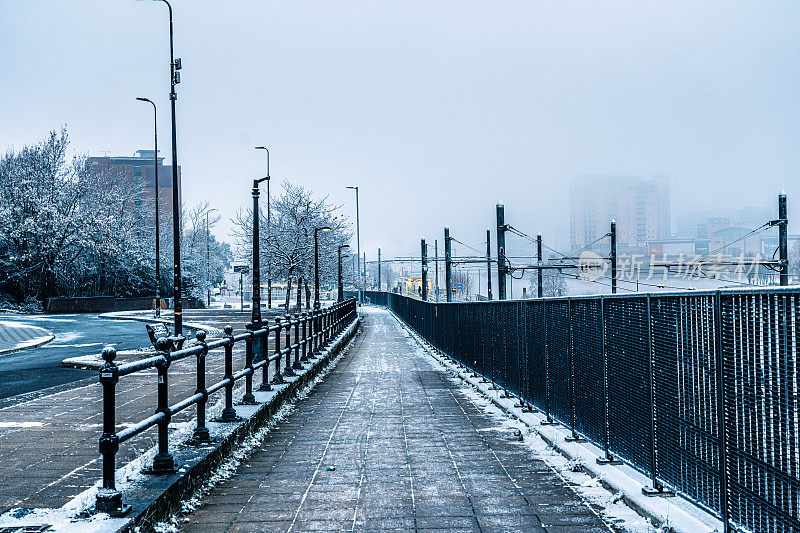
[
  {"left": 206, "top": 208, "right": 219, "bottom": 308},
  {"left": 338, "top": 244, "right": 350, "bottom": 302},
  {"left": 135, "top": 97, "right": 161, "bottom": 317},
  {"left": 254, "top": 146, "right": 271, "bottom": 308},
  {"left": 314, "top": 226, "right": 331, "bottom": 309},
  {"left": 251, "top": 176, "right": 270, "bottom": 326},
  {"left": 139, "top": 0, "right": 183, "bottom": 335},
  {"left": 346, "top": 186, "right": 361, "bottom": 303}
]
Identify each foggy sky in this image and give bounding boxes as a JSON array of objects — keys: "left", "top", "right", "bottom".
[{"left": 2, "top": 1, "right": 798, "bottom": 262}]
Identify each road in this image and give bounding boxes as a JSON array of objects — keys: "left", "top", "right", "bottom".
[{"left": 0, "top": 314, "right": 152, "bottom": 402}]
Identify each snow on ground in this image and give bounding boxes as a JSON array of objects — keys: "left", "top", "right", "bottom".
[{"left": 388, "top": 307, "right": 722, "bottom": 533}]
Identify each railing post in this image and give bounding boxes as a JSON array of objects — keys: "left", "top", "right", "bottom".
[
  {"left": 284, "top": 314, "right": 295, "bottom": 376},
  {"left": 220, "top": 326, "right": 240, "bottom": 421},
  {"left": 565, "top": 299, "right": 585, "bottom": 441},
  {"left": 95, "top": 347, "right": 130, "bottom": 516},
  {"left": 642, "top": 294, "right": 674, "bottom": 496},
  {"left": 242, "top": 329, "right": 257, "bottom": 404},
  {"left": 597, "top": 297, "right": 621, "bottom": 464},
  {"left": 314, "top": 309, "right": 321, "bottom": 354},
  {"left": 190, "top": 330, "right": 211, "bottom": 444},
  {"left": 273, "top": 317, "right": 285, "bottom": 384},
  {"left": 715, "top": 291, "right": 731, "bottom": 531},
  {"left": 301, "top": 312, "right": 309, "bottom": 361},
  {"left": 147, "top": 338, "right": 175, "bottom": 474},
  {"left": 258, "top": 328, "right": 271, "bottom": 391},
  {"left": 293, "top": 313, "right": 303, "bottom": 369}
]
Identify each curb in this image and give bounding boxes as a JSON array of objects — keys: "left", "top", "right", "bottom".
[
  {"left": 0, "top": 334, "right": 55, "bottom": 356},
  {"left": 113, "top": 315, "right": 362, "bottom": 533},
  {"left": 0, "top": 330, "right": 55, "bottom": 356},
  {"left": 389, "top": 309, "right": 721, "bottom": 533},
  {"left": 61, "top": 313, "right": 223, "bottom": 370},
  {"left": 98, "top": 311, "right": 222, "bottom": 339}
]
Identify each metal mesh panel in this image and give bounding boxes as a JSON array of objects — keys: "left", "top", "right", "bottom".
[
  {"left": 384, "top": 289, "right": 800, "bottom": 533},
  {"left": 723, "top": 292, "right": 800, "bottom": 533},
  {"left": 605, "top": 296, "right": 653, "bottom": 473},
  {"left": 525, "top": 300, "right": 547, "bottom": 409},
  {"left": 651, "top": 294, "right": 722, "bottom": 513},
  {"left": 545, "top": 299, "right": 571, "bottom": 424},
  {"left": 571, "top": 298, "right": 605, "bottom": 445}
]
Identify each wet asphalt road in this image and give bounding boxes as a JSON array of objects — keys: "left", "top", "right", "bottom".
[{"left": 0, "top": 314, "right": 151, "bottom": 401}]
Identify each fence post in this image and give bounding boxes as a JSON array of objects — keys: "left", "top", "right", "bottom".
[
  {"left": 95, "top": 347, "right": 130, "bottom": 515},
  {"left": 283, "top": 314, "right": 294, "bottom": 376},
  {"left": 258, "top": 326, "right": 271, "bottom": 391},
  {"left": 220, "top": 327, "right": 240, "bottom": 421},
  {"left": 293, "top": 313, "right": 303, "bottom": 369},
  {"left": 597, "top": 297, "right": 621, "bottom": 464},
  {"left": 715, "top": 291, "right": 730, "bottom": 531},
  {"left": 242, "top": 330, "right": 257, "bottom": 404},
  {"left": 301, "top": 312, "right": 309, "bottom": 361},
  {"left": 542, "top": 301, "right": 558, "bottom": 425},
  {"left": 642, "top": 294, "right": 674, "bottom": 496},
  {"left": 566, "top": 299, "right": 585, "bottom": 441},
  {"left": 273, "top": 317, "right": 285, "bottom": 384},
  {"left": 190, "top": 331, "right": 211, "bottom": 444},
  {"left": 147, "top": 338, "right": 176, "bottom": 474}
]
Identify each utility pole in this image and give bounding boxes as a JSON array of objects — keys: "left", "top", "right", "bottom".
[
  {"left": 610, "top": 220, "right": 617, "bottom": 294},
  {"left": 377, "top": 248, "right": 381, "bottom": 291},
  {"left": 496, "top": 203, "right": 507, "bottom": 300},
  {"left": 363, "top": 252, "right": 367, "bottom": 289},
  {"left": 435, "top": 240, "right": 439, "bottom": 302},
  {"left": 779, "top": 192, "right": 788, "bottom": 286},
  {"left": 486, "top": 229, "right": 493, "bottom": 301},
  {"left": 421, "top": 239, "right": 428, "bottom": 300},
  {"left": 537, "top": 233, "right": 543, "bottom": 298},
  {"left": 346, "top": 186, "right": 361, "bottom": 303},
  {"left": 444, "top": 228, "right": 452, "bottom": 302}
]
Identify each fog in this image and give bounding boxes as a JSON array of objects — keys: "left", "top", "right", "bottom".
[{"left": 2, "top": 1, "right": 798, "bottom": 263}]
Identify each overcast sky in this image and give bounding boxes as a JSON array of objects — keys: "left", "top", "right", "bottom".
[{"left": 2, "top": 1, "right": 798, "bottom": 262}]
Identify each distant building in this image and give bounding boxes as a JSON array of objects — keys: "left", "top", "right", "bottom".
[
  {"left": 87, "top": 150, "right": 180, "bottom": 226},
  {"left": 570, "top": 175, "right": 670, "bottom": 250}
]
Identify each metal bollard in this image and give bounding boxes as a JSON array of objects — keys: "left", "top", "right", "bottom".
[
  {"left": 283, "top": 314, "right": 295, "bottom": 376},
  {"left": 95, "top": 347, "right": 130, "bottom": 516},
  {"left": 220, "top": 326, "right": 240, "bottom": 422},
  {"left": 148, "top": 337, "right": 176, "bottom": 474},
  {"left": 272, "top": 317, "right": 285, "bottom": 384},
  {"left": 301, "top": 312, "right": 309, "bottom": 362},
  {"left": 190, "top": 331, "right": 212, "bottom": 444},
  {"left": 242, "top": 329, "right": 257, "bottom": 404},
  {"left": 292, "top": 313, "right": 303, "bottom": 369}
]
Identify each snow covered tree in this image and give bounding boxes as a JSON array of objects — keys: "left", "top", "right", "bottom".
[{"left": 232, "top": 181, "right": 352, "bottom": 310}]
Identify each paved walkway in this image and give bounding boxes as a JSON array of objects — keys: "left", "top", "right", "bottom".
[{"left": 183, "top": 308, "right": 613, "bottom": 532}]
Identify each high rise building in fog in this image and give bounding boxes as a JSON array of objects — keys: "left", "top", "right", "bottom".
[{"left": 570, "top": 175, "right": 670, "bottom": 249}]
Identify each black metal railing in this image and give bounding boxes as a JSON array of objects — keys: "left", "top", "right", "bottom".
[
  {"left": 94, "top": 298, "right": 357, "bottom": 516},
  {"left": 379, "top": 289, "right": 800, "bottom": 533}
]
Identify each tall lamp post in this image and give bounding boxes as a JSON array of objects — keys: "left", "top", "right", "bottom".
[
  {"left": 338, "top": 244, "right": 350, "bottom": 302},
  {"left": 135, "top": 97, "right": 161, "bottom": 317},
  {"left": 141, "top": 0, "right": 183, "bottom": 334},
  {"left": 314, "top": 226, "right": 332, "bottom": 308},
  {"left": 346, "top": 186, "right": 361, "bottom": 303},
  {"left": 254, "top": 146, "right": 271, "bottom": 307},
  {"left": 205, "top": 208, "right": 218, "bottom": 308},
  {"left": 251, "top": 177, "right": 270, "bottom": 325}
]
